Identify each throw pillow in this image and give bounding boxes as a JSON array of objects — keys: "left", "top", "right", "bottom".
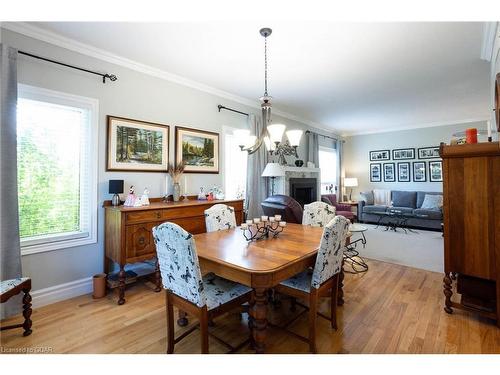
[
  {"left": 420, "top": 194, "right": 443, "bottom": 210},
  {"left": 391, "top": 191, "right": 417, "bottom": 208},
  {"left": 359, "top": 191, "right": 374, "bottom": 205}
]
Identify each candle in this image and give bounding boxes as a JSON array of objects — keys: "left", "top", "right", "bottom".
[
  {"left": 184, "top": 175, "right": 188, "bottom": 195},
  {"left": 241, "top": 223, "right": 248, "bottom": 230},
  {"left": 465, "top": 128, "right": 478, "bottom": 144},
  {"left": 254, "top": 218, "right": 261, "bottom": 224},
  {"left": 487, "top": 120, "right": 492, "bottom": 139},
  {"left": 246, "top": 220, "right": 253, "bottom": 225},
  {"left": 279, "top": 221, "right": 286, "bottom": 227},
  {"left": 274, "top": 215, "right": 282, "bottom": 221},
  {"left": 269, "top": 217, "right": 276, "bottom": 223},
  {"left": 261, "top": 215, "right": 268, "bottom": 221}
]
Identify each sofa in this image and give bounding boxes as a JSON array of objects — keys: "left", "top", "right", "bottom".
[
  {"left": 321, "top": 194, "right": 355, "bottom": 221},
  {"left": 357, "top": 190, "right": 443, "bottom": 230}
]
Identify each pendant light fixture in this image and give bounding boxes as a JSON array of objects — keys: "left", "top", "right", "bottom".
[{"left": 235, "top": 28, "right": 303, "bottom": 165}]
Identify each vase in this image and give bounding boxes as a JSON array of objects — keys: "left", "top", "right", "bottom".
[{"left": 173, "top": 182, "right": 181, "bottom": 202}]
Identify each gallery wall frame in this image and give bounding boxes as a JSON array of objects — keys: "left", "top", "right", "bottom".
[
  {"left": 383, "top": 162, "right": 396, "bottom": 182},
  {"left": 429, "top": 160, "right": 443, "bottom": 182},
  {"left": 413, "top": 161, "right": 427, "bottom": 182},
  {"left": 392, "top": 148, "right": 415, "bottom": 160},
  {"left": 397, "top": 162, "right": 411, "bottom": 182},
  {"left": 370, "top": 163, "right": 382, "bottom": 182},
  {"left": 369, "top": 150, "right": 390, "bottom": 161},
  {"left": 417, "top": 146, "right": 440, "bottom": 159}
]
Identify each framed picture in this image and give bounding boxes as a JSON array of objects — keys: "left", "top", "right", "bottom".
[
  {"left": 175, "top": 126, "right": 219, "bottom": 173},
  {"left": 413, "top": 161, "right": 427, "bottom": 182},
  {"left": 370, "top": 163, "right": 382, "bottom": 182},
  {"left": 369, "top": 150, "right": 390, "bottom": 161},
  {"left": 429, "top": 160, "right": 443, "bottom": 182},
  {"left": 107, "top": 116, "right": 169, "bottom": 172},
  {"left": 392, "top": 148, "right": 415, "bottom": 160},
  {"left": 397, "top": 162, "right": 411, "bottom": 182},
  {"left": 383, "top": 163, "right": 396, "bottom": 182},
  {"left": 418, "top": 146, "right": 440, "bottom": 159}
]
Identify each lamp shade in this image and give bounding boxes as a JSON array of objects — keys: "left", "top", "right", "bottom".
[
  {"left": 267, "top": 124, "right": 286, "bottom": 144},
  {"left": 286, "top": 130, "right": 303, "bottom": 146},
  {"left": 261, "top": 163, "right": 285, "bottom": 177},
  {"left": 109, "top": 180, "right": 124, "bottom": 194},
  {"left": 344, "top": 177, "right": 358, "bottom": 187}
]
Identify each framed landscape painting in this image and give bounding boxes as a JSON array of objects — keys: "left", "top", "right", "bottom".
[
  {"left": 370, "top": 163, "right": 382, "bottom": 182},
  {"left": 107, "top": 116, "right": 169, "bottom": 172},
  {"left": 429, "top": 160, "right": 443, "bottom": 182},
  {"left": 175, "top": 126, "right": 219, "bottom": 173}
]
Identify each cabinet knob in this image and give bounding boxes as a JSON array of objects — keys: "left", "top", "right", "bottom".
[
  {"left": 156, "top": 212, "right": 161, "bottom": 219},
  {"left": 138, "top": 237, "right": 145, "bottom": 245}
]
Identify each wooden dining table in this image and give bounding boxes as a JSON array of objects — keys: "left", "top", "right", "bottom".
[{"left": 187, "top": 223, "right": 345, "bottom": 353}]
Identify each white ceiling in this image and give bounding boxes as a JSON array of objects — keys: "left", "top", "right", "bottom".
[{"left": 27, "top": 21, "right": 491, "bottom": 135}]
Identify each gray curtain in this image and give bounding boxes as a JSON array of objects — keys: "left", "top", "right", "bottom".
[
  {"left": 336, "top": 139, "right": 343, "bottom": 200},
  {"left": 245, "top": 114, "right": 268, "bottom": 219},
  {"left": 307, "top": 132, "right": 319, "bottom": 167},
  {"left": 0, "top": 44, "right": 22, "bottom": 319}
]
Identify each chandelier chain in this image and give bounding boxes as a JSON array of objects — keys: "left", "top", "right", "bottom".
[{"left": 264, "top": 36, "right": 268, "bottom": 97}]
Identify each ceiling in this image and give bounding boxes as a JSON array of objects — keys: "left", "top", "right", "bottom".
[{"left": 26, "top": 22, "right": 491, "bottom": 135}]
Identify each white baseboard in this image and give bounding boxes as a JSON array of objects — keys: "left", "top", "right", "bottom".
[{"left": 31, "top": 277, "right": 93, "bottom": 308}]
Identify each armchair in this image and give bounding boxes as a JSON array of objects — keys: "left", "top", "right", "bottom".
[
  {"left": 321, "top": 194, "right": 355, "bottom": 221},
  {"left": 261, "top": 195, "right": 303, "bottom": 224}
]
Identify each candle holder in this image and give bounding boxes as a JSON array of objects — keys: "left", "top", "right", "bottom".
[{"left": 240, "top": 220, "right": 286, "bottom": 242}]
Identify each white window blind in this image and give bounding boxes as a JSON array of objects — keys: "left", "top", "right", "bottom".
[
  {"left": 17, "top": 85, "right": 98, "bottom": 254},
  {"left": 224, "top": 130, "right": 248, "bottom": 200},
  {"left": 319, "top": 146, "right": 337, "bottom": 194}
]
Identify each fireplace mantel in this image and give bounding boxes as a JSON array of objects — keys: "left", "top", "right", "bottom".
[{"left": 267, "top": 166, "right": 321, "bottom": 202}]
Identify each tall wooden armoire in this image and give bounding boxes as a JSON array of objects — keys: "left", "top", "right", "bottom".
[{"left": 440, "top": 142, "right": 500, "bottom": 326}]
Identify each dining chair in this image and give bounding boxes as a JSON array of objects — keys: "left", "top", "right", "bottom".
[
  {"left": 274, "top": 215, "right": 350, "bottom": 353},
  {"left": 153, "top": 222, "right": 253, "bottom": 354},
  {"left": 204, "top": 204, "right": 236, "bottom": 232},
  {"left": 302, "top": 201, "right": 336, "bottom": 227},
  {"left": 0, "top": 277, "right": 32, "bottom": 337}
]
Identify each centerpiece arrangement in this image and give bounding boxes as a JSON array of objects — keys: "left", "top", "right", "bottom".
[{"left": 240, "top": 214, "right": 287, "bottom": 242}]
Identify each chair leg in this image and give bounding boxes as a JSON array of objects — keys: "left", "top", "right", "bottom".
[
  {"left": 165, "top": 292, "right": 175, "bottom": 354},
  {"left": 290, "top": 297, "right": 297, "bottom": 312},
  {"left": 330, "top": 274, "right": 339, "bottom": 330},
  {"left": 200, "top": 308, "right": 209, "bottom": 354},
  {"left": 308, "top": 292, "right": 318, "bottom": 353},
  {"left": 22, "top": 287, "right": 33, "bottom": 337}
]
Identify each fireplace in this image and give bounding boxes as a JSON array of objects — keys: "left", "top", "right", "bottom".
[{"left": 289, "top": 178, "right": 317, "bottom": 207}]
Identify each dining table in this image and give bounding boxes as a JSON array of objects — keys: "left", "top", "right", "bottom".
[{"left": 183, "top": 223, "right": 346, "bottom": 354}]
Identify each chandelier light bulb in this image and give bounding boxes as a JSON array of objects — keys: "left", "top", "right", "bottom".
[
  {"left": 286, "top": 130, "right": 303, "bottom": 147},
  {"left": 267, "top": 124, "right": 286, "bottom": 144}
]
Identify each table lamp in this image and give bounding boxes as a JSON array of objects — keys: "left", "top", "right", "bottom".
[
  {"left": 109, "top": 179, "right": 124, "bottom": 206},
  {"left": 261, "top": 163, "right": 285, "bottom": 196},
  {"left": 344, "top": 177, "right": 358, "bottom": 202}
]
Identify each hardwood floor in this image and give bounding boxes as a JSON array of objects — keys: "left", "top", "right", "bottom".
[{"left": 1, "top": 259, "right": 499, "bottom": 354}]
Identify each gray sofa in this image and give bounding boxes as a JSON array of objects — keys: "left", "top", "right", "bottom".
[{"left": 357, "top": 190, "right": 443, "bottom": 230}]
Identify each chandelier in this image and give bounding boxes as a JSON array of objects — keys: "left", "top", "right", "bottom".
[{"left": 234, "top": 28, "right": 303, "bottom": 165}]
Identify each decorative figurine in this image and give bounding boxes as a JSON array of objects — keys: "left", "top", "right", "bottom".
[
  {"left": 123, "top": 186, "right": 137, "bottom": 207},
  {"left": 198, "top": 187, "right": 207, "bottom": 200},
  {"left": 140, "top": 187, "right": 150, "bottom": 206}
]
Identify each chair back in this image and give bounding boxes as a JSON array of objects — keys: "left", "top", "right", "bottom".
[
  {"left": 204, "top": 204, "right": 236, "bottom": 232},
  {"left": 311, "top": 216, "right": 350, "bottom": 288},
  {"left": 302, "top": 201, "right": 336, "bottom": 227},
  {"left": 153, "top": 222, "right": 206, "bottom": 307},
  {"left": 261, "top": 195, "right": 303, "bottom": 224}
]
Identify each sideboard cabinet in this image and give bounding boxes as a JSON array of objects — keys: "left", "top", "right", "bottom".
[
  {"left": 104, "top": 198, "right": 244, "bottom": 305},
  {"left": 440, "top": 142, "right": 500, "bottom": 326}
]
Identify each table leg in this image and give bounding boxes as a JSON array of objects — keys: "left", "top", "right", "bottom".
[
  {"left": 253, "top": 288, "right": 268, "bottom": 354},
  {"left": 338, "top": 265, "right": 345, "bottom": 306},
  {"left": 177, "top": 310, "right": 188, "bottom": 326},
  {"left": 118, "top": 265, "right": 126, "bottom": 305}
]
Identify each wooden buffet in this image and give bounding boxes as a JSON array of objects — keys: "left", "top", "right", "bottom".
[
  {"left": 104, "top": 198, "right": 244, "bottom": 305},
  {"left": 440, "top": 142, "right": 500, "bottom": 326}
]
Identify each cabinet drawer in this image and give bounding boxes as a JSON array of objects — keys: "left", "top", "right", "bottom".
[
  {"left": 125, "top": 210, "right": 163, "bottom": 224},
  {"left": 169, "top": 216, "right": 207, "bottom": 234},
  {"left": 162, "top": 206, "right": 206, "bottom": 220}
]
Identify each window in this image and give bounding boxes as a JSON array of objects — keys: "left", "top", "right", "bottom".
[
  {"left": 319, "top": 146, "right": 337, "bottom": 194},
  {"left": 17, "top": 85, "right": 98, "bottom": 255},
  {"left": 223, "top": 128, "right": 248, "bottom": 200}
]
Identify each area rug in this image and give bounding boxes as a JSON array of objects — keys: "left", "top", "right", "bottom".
[{"left": 350, "top": 224, "right": 444, "bottom": 273}]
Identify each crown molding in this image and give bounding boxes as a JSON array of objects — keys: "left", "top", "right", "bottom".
[
  {"left": 2, "top": 21, "right": 334, "bottom": 132},
  {"left": 481, "top": 22, "right": 498, "bottom": 62},
  {"left": 342, "top": 117, "right": 490, "bottom": 137}
]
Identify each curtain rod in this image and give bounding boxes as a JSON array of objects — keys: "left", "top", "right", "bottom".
[
  {"left": 18, "top": 50, "right": 118, "bottom": 84},
  {"left": 218, "top": 104, "right": 249, "bottom": 117},
  {"left": 305, "top": 130, "right": 341, "bottom": 142}
]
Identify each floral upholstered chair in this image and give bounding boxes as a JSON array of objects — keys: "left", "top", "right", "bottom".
[
  {"left": 153, "top": 222, "right": 252, "bottom": 354},
  {"left": 0, "top": 277, "right": 32, "bottom": 337},
  {"left": 275, "top": 215, "right": 350, "bottom": 353},
  {"left": 204, "top": 204, "right": 236, "bottom": 232},
  {"left": 302, "top": 201, "right": 336, "bottom": 227}
]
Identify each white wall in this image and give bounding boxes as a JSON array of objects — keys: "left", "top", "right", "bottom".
[
  {"left": 2, "top": 28, "right": 335, "bottom": 292},
  {"left": 343, "top": 120, "right": 497, "bottom": 199}
]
